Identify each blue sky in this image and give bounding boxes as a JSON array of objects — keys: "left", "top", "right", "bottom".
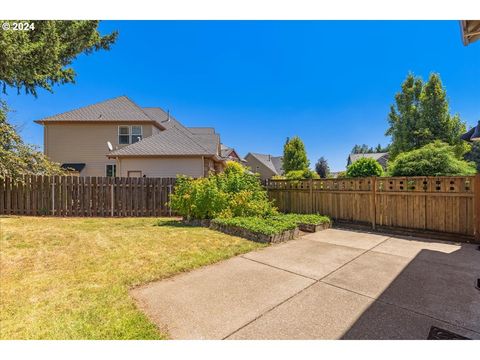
[{"left": 4, "top": 21, "right": 480, "bottom": 171}]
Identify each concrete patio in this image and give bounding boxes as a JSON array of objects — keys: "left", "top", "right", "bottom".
[{"left": 131, "top": 228, "right": 480, "bottom": 340}]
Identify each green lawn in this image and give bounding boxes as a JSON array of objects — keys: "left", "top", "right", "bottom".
[{"left": 0, "top": 216, "right": 265, "bottom": 339}]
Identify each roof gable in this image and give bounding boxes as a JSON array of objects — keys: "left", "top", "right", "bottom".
[
  {"left": 36, "top": 96, "right": 154, "bottom": 123},
  {"left": 247, "top": 153, "right": 283, "bottom": 175}
]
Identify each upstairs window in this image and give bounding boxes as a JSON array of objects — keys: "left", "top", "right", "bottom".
[
  {"left": 118, "top": 125, "right": 143, "bottom": 144},
  {"left": 118, "top": 126, "right": 130, "bottom": 144},
  {"left": 131, "top": 126, "right": 143, "bottom": 143}
]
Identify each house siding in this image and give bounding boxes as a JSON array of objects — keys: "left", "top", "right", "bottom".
[
  {"left": 118, "top": 157, "right": 204, "bottom": 178},
  {"left": 43, "top": 123, "right": 155, "bottom": 176},
  {"left": 245, "top": 154, "right": 276, "bottom": 180}
]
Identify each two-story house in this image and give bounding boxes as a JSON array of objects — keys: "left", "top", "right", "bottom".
[{"left": 35, "top": 96, "right": 226, "bottom": 177}]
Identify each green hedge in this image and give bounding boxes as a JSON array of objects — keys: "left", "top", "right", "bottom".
[{"left": 275, "top": 213, "right": 330, "bottom": 225}]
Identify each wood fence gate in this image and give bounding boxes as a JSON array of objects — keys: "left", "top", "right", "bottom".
[{"left": 0, "top": 176, "right": 176, "bottom": 217}]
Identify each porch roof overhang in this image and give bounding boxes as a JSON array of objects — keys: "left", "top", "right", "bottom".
[{"left": 460, "top": 20, "right": 480, "bottom": 46}]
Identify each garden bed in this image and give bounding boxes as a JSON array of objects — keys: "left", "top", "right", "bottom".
[
  {"left": 297, "top": 222, "right": 331, "bottom": 232},
  {"left": 210, "top": 221, "right": 299, "bottom": 243},
  {"left": 209, "top": 214, "right": 331, "bottom": 243}
]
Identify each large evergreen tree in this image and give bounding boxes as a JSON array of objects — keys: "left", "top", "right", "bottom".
[
  {"left": 0, "top": 21, "right": 117, "bottom": 181},
  {"left": 0, "top": 20, "right": 117, "bottom": 95},
  {"left": 386, "top": 73, "right": 469, "bottom": 158},
  {"left": 283, "top": 136, "right": 309, "bottom": 173},
  {"left": 315, "top": 157, "right": 330, "bottom": 178}
]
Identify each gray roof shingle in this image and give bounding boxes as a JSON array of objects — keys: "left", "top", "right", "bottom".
[
  {"left": 36, "top": 96, "right": 154, "bottom": 123},
  {"left": 348, "top": 152, "right": 389, "bottom": 168},
  {"left": 36, "top": 96, "right": 224, "bottom": 159},
  {"left": 142, "top": 107, "right": 187, "bottom": 131},
  {"left": 108, "top": 126, "right": 219, "bottom": 157},
  {"left": 248, "top": 153, "right": 284, "bottom": 175},
  {"left": 188, "top": 127, "right": 215, "bottom": 134}
]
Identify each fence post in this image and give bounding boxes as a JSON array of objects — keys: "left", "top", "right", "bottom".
[
  {"left": 309, "top": 178, "right": 313, "bottom": 213},
  {"left": 168, "top": 184, "right": 172, "bottom": 217},
  {"left": 110, "top": 182, "right": 114, "bottom": 217},
  {"left": 371, "top": 176, "right": 376, "bottom": 230},
  {"left": 51, "top": 177, "right": 55, "bottom": 216},
  {"left": 475, "top": 174, "right": 480, "bottom": 242}
]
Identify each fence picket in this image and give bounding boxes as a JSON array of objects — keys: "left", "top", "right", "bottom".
[{"left": 267, "top": 176, "right": 477, "bottom": 239}]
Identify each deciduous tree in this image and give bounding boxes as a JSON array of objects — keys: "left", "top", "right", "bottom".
[{"left": 283, "top": 136, "right": 309, "bottom": 173}]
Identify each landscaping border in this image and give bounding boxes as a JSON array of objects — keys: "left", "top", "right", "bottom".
[
  {"left": 209, "top": 222, "right": 300, "bottom": 243},
  {"left": 298, "top": 222, "right": 331, "bottom": 233},
  {"left": 183, "top": 216, "right": 332, "bottom": 243}
]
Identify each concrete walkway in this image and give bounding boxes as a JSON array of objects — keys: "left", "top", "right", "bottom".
[{"left": 131, "top": 228, "right": 480, "bottom": 339}]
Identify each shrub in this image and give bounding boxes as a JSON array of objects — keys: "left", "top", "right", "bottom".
[
  {"left": 275, "top": 213, "right": 330, "bottom": 225},
  {"left": 170, "top": 161, "right": 277, "bottom": 220},
  {"left": 346, "top": 157, "right": 384, "bottom": 177},
  {"left": 387, "top": 141, "right": 476, "bottom": 176},
  {"left": 169, "top": 176, "right": 227, "bottom": 220},
  {"left": 212, "top": 216, "right": 297, "bottom": 236},
  {"left": 212, "top": 213, "right": 330, "bottom": 235},
  {"left": 285, "top": 169, "right": 319, "bottom": 180}
]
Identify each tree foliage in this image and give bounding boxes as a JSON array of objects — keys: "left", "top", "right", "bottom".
[
  {"left": 386, "top": 73, "right": 469, "bottom": 159},
  {"left": 0, "top": 20, "right": 117, "bottom": 96},
  {"left": 170, "top": 161, "right": 277, "bottom": 220},
  {"left": 0, "top": 21, "right": 117, "bottom": 181},
  {"left": 464, "top": 139, "right": 480, "bottom": 172},
  {"left": 285, "top": 169, "right": 319, "bottom": 180},
  {"left": 387, "top": 141, "right": 476, "bottom": 176},
  {"left": 0, "top": 101, "right": 65, "bottom": 180},
  {"left": 282, "top": 136, "right": 309, "bottom": 173},
  {"left": 315, "top": 156, "right": 330, "bottom": 178},
  {"left": 346, "top": 157, "right": 383, "bottom": 178},
  {"left": 351, "top": 144, "right": 389, "bottom": 154}
]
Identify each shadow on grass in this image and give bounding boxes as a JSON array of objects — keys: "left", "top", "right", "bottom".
[{"left": 154, "top": 219, "right": 195, "bottom": 228}]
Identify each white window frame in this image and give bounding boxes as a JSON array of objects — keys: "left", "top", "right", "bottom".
[
  {"left": 131, "top": 125, "right": 143, "bottom": 143},
  {"left": 118, "top": 125, "right": 143, "bottom": 144}
]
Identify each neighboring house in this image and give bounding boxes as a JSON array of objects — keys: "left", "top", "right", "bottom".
[
  {"left": 244, "top": 152, "right": 283, "bottom": 180},
  {"left": 347, "top": 152, "right": 389, "bottom": 170},
  {"left": 221, "top": 144, "right": 245, "bottom": 163},
  {"left": 35, "top": 96, "right": 225, "bottom": 178}
]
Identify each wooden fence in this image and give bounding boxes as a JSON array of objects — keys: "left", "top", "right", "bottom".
[
  {"left": 266, "top": 176, "right": 479, "bottom": 240},
  {"left": 1, "top": 175, "right": 479, "bottom": 240},
  {"left": 0, "top": 176, "right": 176, "bottom": 217}
]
